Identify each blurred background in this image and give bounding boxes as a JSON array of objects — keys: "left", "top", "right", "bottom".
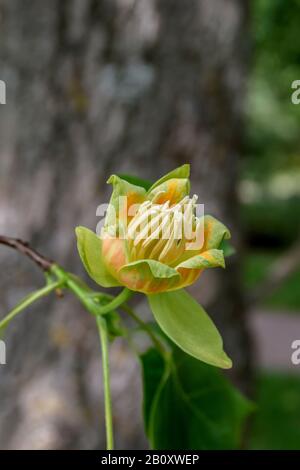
[{"left": 0, "top": 0, "right": 299, "bottom": 450}]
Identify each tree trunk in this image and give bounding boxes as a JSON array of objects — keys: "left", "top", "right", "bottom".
[{"left": 0, "top": 0, "right": 252, "bottom": 449}]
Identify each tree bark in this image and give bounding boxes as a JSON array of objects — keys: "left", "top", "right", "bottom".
[{"left": 0, "top": 0, "right": 252, "bottom": 449}]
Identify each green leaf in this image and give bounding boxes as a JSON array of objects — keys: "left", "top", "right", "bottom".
[
  {"left": 148, "top": 289, "right": 232, "bottom": 369},
  {"left": 148, "top": 164, "right": 190, "bottom": 192},
  {"left": 75, "top": 226, "right": 120, "bottom": 288},
  {"left": 139, "top": 348, "right": 166, "bottom": 434},
  {"left": 117, "top": 174, "right": 152, "bottom": 191},
  {"left": 141, "top": 347, "right": 253, "bottom": 450}
]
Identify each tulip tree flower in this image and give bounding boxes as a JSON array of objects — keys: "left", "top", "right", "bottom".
[
  {"left": 76, "top": 165, "right": 232, "bottom": 369},
  {"left": 0, "top": 164, "right": 252, "bottom": 452}
]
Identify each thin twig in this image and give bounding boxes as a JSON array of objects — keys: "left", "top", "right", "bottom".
[
  {"left": 0, "top": 235, "right": 53, "bottom": 271},
  {"left": 0, "top": 281, "right": 62, "bottom": 331}
]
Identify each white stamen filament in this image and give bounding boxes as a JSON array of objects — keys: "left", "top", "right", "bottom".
[{"left": 127, "top": 195, "right": 199, "bottom": 263}]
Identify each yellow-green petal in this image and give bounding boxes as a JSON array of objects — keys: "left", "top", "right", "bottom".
[
  {"left": 147, "top": 178, "right": 190, "bottom": 205},
  {"left": 105, "top": 175, "right": 147, "bottom": 227},
  {"left": 148, "top": 164, "right": 190, "bottom": 193},
  {"left": 76, "top": 226, "right": 120, "bottom": 287},
  {"left": 176, "top": 249, "right": 225, "bottom": 270},
  {"left": 118, "top": 259, "right": 180, "bottom": 293},
  {"left": 202, "top": 215, "right": 231, "bottom": 251}
]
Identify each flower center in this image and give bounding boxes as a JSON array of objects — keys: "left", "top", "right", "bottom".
[{"left": 127, "top": 195, "right": 200, "bottom": 266}]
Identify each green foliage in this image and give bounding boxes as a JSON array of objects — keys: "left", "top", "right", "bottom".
[
  {"left": 140, "top": 347, "right": 252, "bottom": 450},
  {"left": 140, "top": 347, "right": 166, "bottom": 433},
  {"left": 241, "top": 198, "right": 300, "bottom": 247},
  {"left": 117, "top": 174, "right": 152, "bottom": 191},
  {"left": 250, "top": 373, "right": 300, "bottom": 450},
  {"left": 148, "top": 289, "right": 232, "bottom": 369},
  {"left": 254, "top": 0, "right": 300, "bottom": 81},
  {"left": 244, "top": 251, "right": 300, "bottom": 311},
  {"left": 245, "top": 0, "right": 300, "bottom": 178}
]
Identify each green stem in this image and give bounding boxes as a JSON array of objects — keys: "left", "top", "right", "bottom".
[
  {"left": 90, "top": 291, "right": 168, "bottom": 356},
  {"left": 121, "top": 304, "right": 168, "bottom": 358},
  {"left": 90, "top": 291, "right": 168, "bottom": 357},
  {"left": 96, "top": 315, "right": 114, "bottom": 450},
  {"left": 0, "top": 281, "right": 62, "bottom": 331},
  {"left": 97, "top": 288, "right": 133, "bottom": 314},
  {"left": 50, "top": 266, "right": 122, "bottom": 450},
  {"left": 51, "top": 265, "right": 132, "bottom": 316}
]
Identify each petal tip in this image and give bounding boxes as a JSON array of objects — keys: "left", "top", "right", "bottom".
[
  {"left": 181, "top": 163, "right": 190, "bottom": 177},
  {"left": 107, "top": 174, "right": 117, "bottom": 185},
  {"left": 221, "top": 354, "right": 233, "bottom": 369},
  {"left": 75, "top": 225, "right": 90, "bottom": 238}
]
